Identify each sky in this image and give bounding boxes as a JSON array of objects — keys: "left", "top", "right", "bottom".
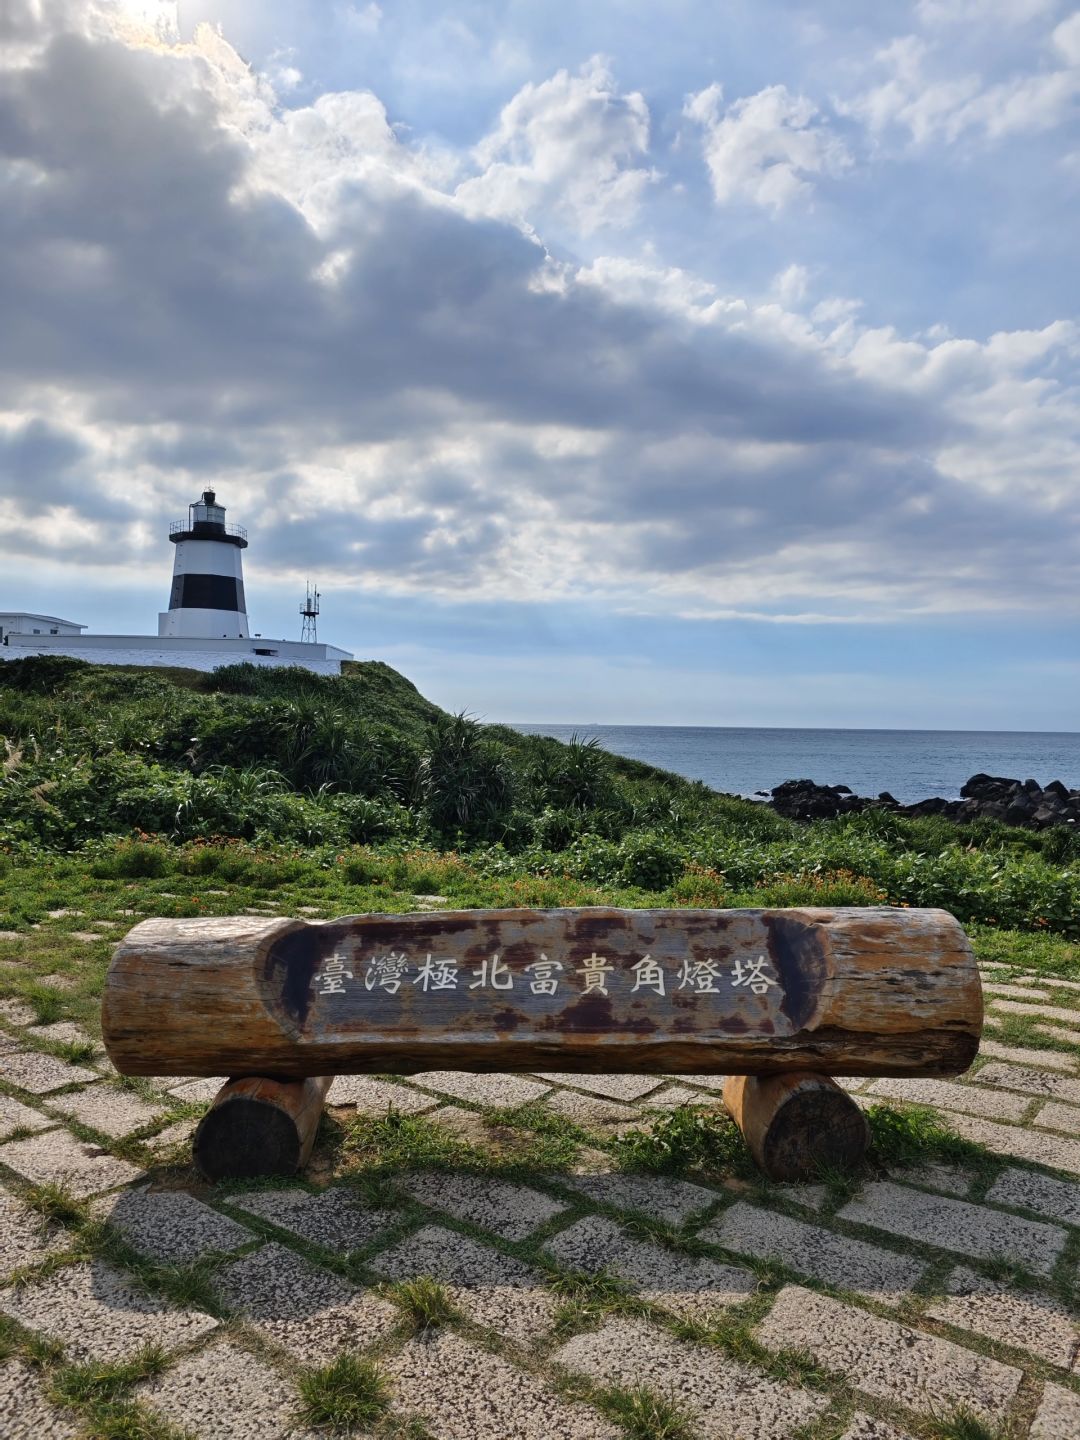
[{"left": 1, "top": 0, "right": 1078, "bottom": 729}]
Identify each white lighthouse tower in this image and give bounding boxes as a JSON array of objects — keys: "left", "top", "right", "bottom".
[{"left": 158, "top": 490, "right": 250, "bottom": 638}]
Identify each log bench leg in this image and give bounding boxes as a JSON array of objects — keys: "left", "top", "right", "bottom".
[
  {"left": 193, "top": 1075, "right": 333, "bottom": 1182},
  {"left": 722, "top": 1072, "right": 869, "bottom": 1182}
]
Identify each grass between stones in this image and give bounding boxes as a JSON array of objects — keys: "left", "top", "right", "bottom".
[
  {"left": 295, "top": 1352, "right": 392, "bottom": 1432},
  {"left": 386, "top": 1276, "right": 463, "bottom": 1335},
  {"left": 3, "top": 864, "right": 1080, "bottom": 1440},
  {"left": 598, "top": 1383, "right": 698, "bottom": 1440}
]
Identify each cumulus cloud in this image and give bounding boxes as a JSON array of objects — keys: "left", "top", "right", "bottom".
[
  {"left": 683, "top": 82, "right": 851, "bottom": 210},
  {"left": 455, "top": 56, "right": 657, "bottom": 234},
  {"left": 843, "top": 20, "right": 1080, "bottom": 144},
  {"left": 1, "top": 0, "right": 1078, "bottom": 627}
]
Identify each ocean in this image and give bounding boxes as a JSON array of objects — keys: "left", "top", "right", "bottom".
[{"left": 508, "top": 725, "right": 1080, "bottom": 806}]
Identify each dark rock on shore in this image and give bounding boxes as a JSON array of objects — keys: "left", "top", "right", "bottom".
[{"left": 768, "top": 774, "right": 1080, "bottom": 829}]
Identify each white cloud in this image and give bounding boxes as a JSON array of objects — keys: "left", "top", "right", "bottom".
[
  {"left": 844, "top": 19, "right": 1080, "bottom": 145},
  {"left": 916, "top": 0, "right": 1058, "bottom": 26},
  {"left": 1054, "top": 10, "right": 1080, "bottom": 64},
  {"left": 338, "top": 3, "right": 382, "bottom": 34},
  {"left": 1, "top": 0, "right": 1079, "bottom": 628},
  {"left": 455, "top": 56, "right": 656, "bottom": 234},
  {"left": 773, "top": 263, "right": 810, "bottom": 304},
  {"left": 684, "top": 82, "right": 851, "bottom": 210}
]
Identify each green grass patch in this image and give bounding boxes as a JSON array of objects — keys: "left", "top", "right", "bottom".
[
  {"left": 612, "top": 1105, "right": 752, "bottom": 1178},
  {"left": 864, "top": 1103, "right": 993, "bottom": 1173},
  {"left": 295, "top": 1353, "right": 391, "bottom": 1432},
  {"left": 387, "top": 1276, "right": 462, "bottom": 1335},
  {"left": 598, "top": 1383, "right": 697, "bottom": 1440}
]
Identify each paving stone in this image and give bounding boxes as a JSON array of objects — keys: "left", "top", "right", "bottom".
[
  {"left": 0, "top": 1358, "right": 79, "bottom": 1439},
  {"left": 1037, "top": 976, "right": 1080, "bottom": 994},
  {"left": 893, "top": 1164, "right": 973, "bottom": 1197},
  {"left": 390, "top": 1328, "right": 619, "bottom": 1440},
  {"left": 867, "top": 1076, "right": 1029, "bottom": 1122},
  {"left": 137, "top": 1340, "right": 316, "bottom": 1440},
  {"left": 839, "top": 1179, "right": 1067, "bottom": 1275},
  {"left": 369, "top": 1223, "right": 556, "bottom": 1340},
  {"left": 757, "top": 1285, "right": 1022, "bottom": 1421},
  {"left": 975, "top": 1063, "right": 1080, "bottom": 1105},
  {"left": 69, "top": 931, "right": 104, "bottom": 943},
  {"left": 948, "top": 1112, "right": 1080, "bottom": 1175},
  {"left": 94, "top": 1188, "right": 254, "bottom": 1264},
  {"left": 405, "top": 1171, "right": 568, "bottom": 1239},
  {"left": 35, "top": 975, "right": 76, "bottom": 991},
  {"left": 46, "top": 909, "right": 81, "bottom": 919},
  {"left": 47, "top": 1086, "right": 166, "bottom": 1138},
  {"left": 0, "top": 999, "right": 36, "bottom": 1025},
  {"left": 0, "top": 1050, "right": 99, "bottom": 1093},
  {"left": 26, "top": 1022, "right": 98, "bottom": 1050},
  {"left": 563, "top": 1171, "right": 719, "bottom": 1226},
  {"left": 166, "top": 1075, "right": 227, "bottom": 1103},
  {"left": 427, "top": 1103, "right": 489, "bottom": 1142},
  {"left": 0, "top": 1029, "right": 20, "bottom": 1052},
  {"left": 925, "top": 1265, "right": 1079, "bottom": 1367},
  {"left": 544, "top": 1088, "right": 641, "bottom": 1134},
  {"left": 1035, "top": 1024, "right": 1080, "bottom": 1047},
  {"left": 1, "top": 1126, "right": 143, "bottom": 1196},
  {"left": 0, "top": 931, "right": 26, "bottom": 942},
  {"left": 839, "top": 1417, "right": 916, "bottom": 1440},
  {"left": 982, "top": 983, "right": 1051, "bottom": 1000},
  {"left": 769, "top": 1181, "right": 828, "bottom": 1211},
  {"left": 978, "top": 1039, "right": 1077, "bottom": 1072},
  {"left": 1032, "top": 1382, "right": 1080, "bottom": 1439},
  {"left": 553, "top": 1314, "right": 826, "bottom": 1439},
  {"left": 702, "top": 1200, "right": 924, "bottom": 1301},
  {"left": 544, "top": 1213, "right": 753, "bottom": 1319},
  {"left": 143, "top": 1116, "right": 198, "bottom": 1155},
  {"left": 218, "top": 1241, "right": 396, "bottom": 1360},
  {"left": 836, "top": 1076, "right": 871, "bottom": 1092},
  {"left": 231, "top": 1185, "right": 395, "bottom": 1252},
  {"left": 0, "top": 1092, "right": 54, "bottom": 1139},
  {"left": 326, "top": 1074, "right": 437, "bottom": 1112},
  {"left": 985, "top": 1167, "right": 1080, "bottom": 1226},
  {"left": 0, "top": 1189, "right": 68, "bottom": 1279},
  {"left": 992, "top": 1000, "right": 1080, "bottom": 1024},
  {"left": 411, "top": 1070, "right": 551, "bottom": 1106},
  {"left": 675, "top": 1074, "right": 729, "bottom": 1092},
  {"left": 644, "top": 1083, "right": 718, "bottom": 1108},
  {"left": 1036, "top": 1101, "right": 1080, "bottom": 1135},
  {"left": 535, "top": 1073, "right": 664, "bottom": 1101},
  {"left": 1, "top": 1257, "right": 217, "bottom": 1361}
]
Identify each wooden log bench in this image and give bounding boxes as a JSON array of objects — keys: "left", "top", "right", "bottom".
[{"left": 101, "top": 906, "right": 982, "bottom": 1182}]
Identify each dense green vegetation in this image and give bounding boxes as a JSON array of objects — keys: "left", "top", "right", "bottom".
[{"left": 1, "top": 654, "right": 1079, "bottom": 952}]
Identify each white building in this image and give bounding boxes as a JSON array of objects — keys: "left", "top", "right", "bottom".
[
  {"left": 1, "top": 491, "right": 353, "bottom": 675},
  {"left": 0, "top": 612, "right": 86, "bottom": 641}
]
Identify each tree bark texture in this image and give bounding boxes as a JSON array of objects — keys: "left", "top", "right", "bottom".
[
  {"left": 722, "top": 1072, "right": 870, "bottom": 1181},
  {"left": 192, "top": 1074, "right": 332, "bottom": 1181},
  {"left": 102, "top": 906, "right": 982, "bottom": 1079}
]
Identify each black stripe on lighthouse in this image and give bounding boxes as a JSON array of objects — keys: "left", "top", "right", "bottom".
[{"left": 169, "top": 575, "right": 246, "bottom": 612}]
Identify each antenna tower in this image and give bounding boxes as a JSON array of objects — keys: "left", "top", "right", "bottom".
[{"left": 300, "top": 581, "right": 320, "bottom": 643}]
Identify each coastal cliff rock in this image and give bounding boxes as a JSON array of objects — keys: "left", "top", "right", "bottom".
[{"left": 769, "top": 773, "right": 1080, "bottom": 829}]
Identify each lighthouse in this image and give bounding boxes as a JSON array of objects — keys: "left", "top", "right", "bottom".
[
  {"left": 158, "top": 490, "right": 250, "bottom": 639},
  {"left": 4, "top": 485, "right": 353, "bottom": 672}
]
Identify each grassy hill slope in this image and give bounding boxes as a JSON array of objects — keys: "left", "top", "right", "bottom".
[{"left": 0, "top": 654, "right": 1078, "bottom": 950}]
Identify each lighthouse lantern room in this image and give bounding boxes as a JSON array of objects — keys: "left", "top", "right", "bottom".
[{"left": 158, "top": 490, "right": 250, "bottom": 639}]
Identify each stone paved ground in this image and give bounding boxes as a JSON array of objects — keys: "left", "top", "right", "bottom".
[{"left": 1, "top": 954, "right": 1080, "bottom": 1437}]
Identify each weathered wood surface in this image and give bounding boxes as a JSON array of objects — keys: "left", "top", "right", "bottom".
[
  {"left": 723, "top": 1072, "right": 870, "bottom": 1181},
  {"left": 192, "top": 1074, "right": 332, "bottom": 1181},
  {"left": 102, "top": 906, "right": 981, "bottom": 1079}
]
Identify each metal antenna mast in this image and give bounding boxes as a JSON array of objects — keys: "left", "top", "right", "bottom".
[{"left": 300, "top": 582, "right": 320, "bottom": 643}]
